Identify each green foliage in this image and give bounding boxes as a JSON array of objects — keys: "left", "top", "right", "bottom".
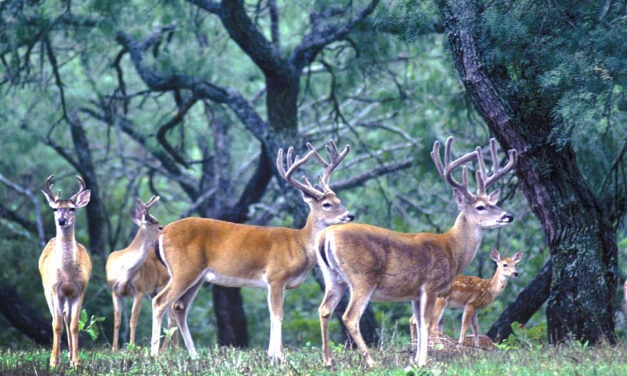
[
  {"left": 78, "top": 310, "right": 106, "bottom": 342},
  {"left": 494, "top": 322, "right": 546, "bottom": 351}
]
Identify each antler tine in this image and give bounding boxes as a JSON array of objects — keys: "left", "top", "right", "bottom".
[
  {"left": 481, "top": 138, "right": 518, "bottom": 189},
  {"left": 430, "top": 136, "right": 478, "bottom": 198},
  {"left": 43, "top": 175, "right": 59, "bottom": 200},
  {"left": 276, "top": 146, "right": 324, "bottom": 199},
  {"left": 70, "top": 175, "right": 87, "bottom": 201},
  {"left": 308, "top": 140, "right": 350, "bottom": 190},
  {"left": 144, "top": 195, "right": 160, "bottom": 210}
]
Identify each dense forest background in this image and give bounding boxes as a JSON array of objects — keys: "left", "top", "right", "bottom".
[{"left": 0, "top": 0, "right": 624, "bottom": 350}]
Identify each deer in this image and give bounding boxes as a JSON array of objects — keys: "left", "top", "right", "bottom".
[
  {"left": 106, "top": 196, "right": 179, "bottom": 352},
  {"left": 316, "top": 136, "right": 517, "bottom": 367},
  {"left": 149, "top": 140, "right": 355, "bottom": 361},
  {"left": 39, "top": 175, "right": 92, "bottom": 367},
  {"left": 409, "top": 248, "right": 523, "bottom": 348}
]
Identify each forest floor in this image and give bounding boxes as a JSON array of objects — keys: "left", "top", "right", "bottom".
[{"left": 0, "top": 340, "right": 625, "bottom": 375}]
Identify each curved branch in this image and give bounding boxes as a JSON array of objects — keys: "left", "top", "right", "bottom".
[
  {"left": 290, "top": 0, "right": 380, "bottom": 70},
  {"left": 156, "top": 97, "right": 198, "bottom": 167},
  {"left": 331, "top": 157, "right": 413, "bottom": 192}
]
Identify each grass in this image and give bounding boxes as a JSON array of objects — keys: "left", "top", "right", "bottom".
[{"left": 0, "top": 341, "right": 625, "bottom": 376}]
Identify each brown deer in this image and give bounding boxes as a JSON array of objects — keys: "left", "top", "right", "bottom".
[
  {"left": 39, "top": 175, "right": 92, "bottom": 367},
  {"left": 409, "top": 248, "right": 523, "bottom": 348},
  {"left": 316, "top": 136, "right": 517, "bottom": 367},
  {"left": 106, "top": 196, "right": 179, "bottom": 352},
  {"left": 150, "top": 140, "right": 354, "bottom": 361}
]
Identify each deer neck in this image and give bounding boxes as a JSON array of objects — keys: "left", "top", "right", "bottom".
[
  {"left": 297, "top": 214, "right": 322, "bottom": 263},
  {"left": 55, "top": 224, "right": 77, "bottom": 265},
  {"left": 447, "top": 213, "right": 485, "bottom": 274},
  {"left": 489, "top": 268, "right": 509, "bottom": 295},
  {"left": 124, "top": 228, "right": 156, "bottom": 268}
]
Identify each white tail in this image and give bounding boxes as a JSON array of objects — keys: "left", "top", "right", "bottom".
[
  {"left": 39, "top": 175, "right": 92, "bottom": 367},
  {"left": 316, "top": 136, "right": 517, "bottom": 367}
]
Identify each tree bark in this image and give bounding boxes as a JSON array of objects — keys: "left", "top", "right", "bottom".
[
  {"left": 0, "top": 283, "right": 52, "bottom": 346},
  {"left": 487, "top": 259, "right": 552, "bottom": 341},
  {"left": 438, "top": 0, "right": 618, "bottom": 344},
  {"left": 212, "top": 285, "right": 248, "bottom": 347}
]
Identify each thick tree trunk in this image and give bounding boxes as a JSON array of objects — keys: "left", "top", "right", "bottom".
[
  {"left": 0, "top": 283, "right": 52, "bottom": 346},
  {"left": 212, "top": 285, "right": 248, "bottom": 347},
  {"left": 438, "top": 0, "right": 617, "bottom": 344},
  {"left": 487, "top": 259, "right": 551, "bottom": 341}
]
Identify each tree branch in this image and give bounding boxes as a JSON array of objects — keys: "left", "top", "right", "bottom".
[
  {"left": 0, "top": 173, "right": 45, "bottom": 244},
  {"left": 156, "top": 96, "right": 198, "bottom": 167},
  {"left": 290, "top": 0, "right": 380, "bottom": 70},
  {"left": 331, "top": 157, "right": 413, "bottom": 192}
]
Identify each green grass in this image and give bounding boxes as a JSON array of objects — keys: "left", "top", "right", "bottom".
[{"left": 0, "top": 341, "right": 625, "bottom": 376}]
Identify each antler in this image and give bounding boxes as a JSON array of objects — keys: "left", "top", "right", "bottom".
[
  {"left": 475, "top": 138, "right": 518, "bottom": 195},
  {"left": 430, "top": 136, "right": 479, "bottom": 199},
  {"left": 306, "top": 140, "right": 350, "bottom": 193},
  {"left": 136, "top": 195, "right": 160, "bottom": 211},
  {"left": 42, "top": 175, "right": 60, "bottom": 201},
  {"left": 70, "top": 176, "right": 87, "bottom": 201},
  {"left": 276, "top": 146, "right": 324, "bottom": 200}
]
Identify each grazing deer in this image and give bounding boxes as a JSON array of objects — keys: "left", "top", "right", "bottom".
[
  {"left": 316, "top": 136, "right": 517, "bottom": 367},
  {"left": 409, "top": 248, "right": 523, "bottom": 348},
  {"left": 106, "top": 196, "right": 178, "bottom": 352},
  {"left": 39, "top": 175, "right": 92, "bottom": 367},
  {"left": 150, "top": 140, "right": 354, "bottom": 361}
]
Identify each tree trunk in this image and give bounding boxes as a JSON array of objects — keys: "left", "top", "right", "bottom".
[
  {"left": 438, "top": 0, "right": 617, "bottom": 344},
  {"left": 487, "top": 259, "right": 551, "bottom": 341},
  {"left": 212, "top": 285, "right": 248, "bottom": 347},
  {"left": 0, "top": 282, "right": 52, "bottom": 346}
]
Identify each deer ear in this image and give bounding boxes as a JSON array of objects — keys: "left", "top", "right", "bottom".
[
  {"left": 512, "top": 251, "right": 523, "bottom": 263},
  {"left": 453, "top": 188, "right": 467, "bottom": 209},
  {"left": 300, "top": 190, "right": 316, "bottom": 205},
  {"left": 41, "top": 190, "right": 57, "bottom": 207},
  {"left": 73, "top": 189, "right": 91, "bottom": 208},
  {"left": 488, "top": 188, "right": 500, "bottom": 204},
  {"left": 490, "top": 248, "right": 501, "bottom": 263},
  {"left": 130, "top": 206, "right": 142, "bottom": 226}
]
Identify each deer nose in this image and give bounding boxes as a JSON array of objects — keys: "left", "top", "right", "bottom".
[
  {"left": 345, "top": 213, "right": 355, "bottom": 222},
  {"left": 512, "top": 272, "right": 519, "bottom": 277},
  {"left": 58, "top": 218, "right": 67, "bottom": 226},
  {"left": 500, "top": 214, "right": 513, "bottom": 223}
]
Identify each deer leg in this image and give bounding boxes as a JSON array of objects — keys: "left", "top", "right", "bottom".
[
  {"left": 429, "top": 297, "right": 448, "bottom": 344},
  {"left": 318, "top": 279, "right": 346, "bottom": 368},
  {"left": 151, "top": 272, "right": 203, "bottom": 358},
  {"left": 342, "top": 288, "right": 376, "bottom": 368},
  {"left": 68, "top": 295, "right": 84, "bottom": 366},
  {"left": 167, "top": 279, "right": 203, "bottom": 357},
  {"left": 470, "top": 310, "right": 480, "bottom": 347},
  {"left": 409, "top": 314, "right": 417, "bottom": 348},
  {"left": 49, "top": 294, "right": 63, "bottom": 368},
  {"left": 63, "top": 300, "right": 72, "bottom": 354},
  {"left": 415, "top": 291, "right": 436, "bottom": 366},
  {"left": 458, "top": 305, "right": 475, "bottom": 346},
  {"left": 129, "top": 292, "right": 144, "bottom": 346},
  {"left": 266, "top": 283, "right": 286, "bottom": 363},
  {"left": 161, "top": 307, "right": 180, "bottom": 352},
  {"left": 111, "top": 292, "right": 122, "bottom": 352}
]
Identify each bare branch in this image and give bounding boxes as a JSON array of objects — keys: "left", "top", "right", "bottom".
[{"left": 331, "top": 157, "right": 414, "bottom": 192}]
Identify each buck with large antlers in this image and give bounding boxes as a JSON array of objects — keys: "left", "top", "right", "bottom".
[
  {"left": 409, "top": 248, "right": 523, "bottom": 348},
  {"left": 316, "top": 136, "right": 517, "bottom": 367},
  {"left": 39, "top": 175, "right": 92, "bottom": 367},
  {"left": 106, "top": 196, "right": 178, "bottom": 352},
  {"left": 150, "top": 140, "right": 354, "bottom": 361}
]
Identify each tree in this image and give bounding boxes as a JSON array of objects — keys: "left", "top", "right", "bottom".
[{"left": 437, "top": 0, "right": 624, "bottom": 344}]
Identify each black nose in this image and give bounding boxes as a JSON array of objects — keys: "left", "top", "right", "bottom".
[
  {"left": 58, "top": 218, "right": 67, "bottom": 226},
  {"left": 501, "top": 214, "right": 513, "bottom": 223},
  {"left": 512, "top": 272, "right": 519, "bottom": 277},
  {"left": 346, "top": 214, "right": 355, "bottom": 222}
]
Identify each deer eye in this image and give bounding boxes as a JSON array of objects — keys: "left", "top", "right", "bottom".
[
  {"left": 476, "top": 205, "right": 486, "bottom": 212},
  {"left": 52, "top": 208, "right": 58, "bottom": 212},
  {"left": 322, "top": 202, "right": 332, "bottom": 209},
  {"left": 503, "top": 264, "right": 508, "bottom": 267},
  {"left": 69, "top": 208, "right": 76, "bottom": 212}
]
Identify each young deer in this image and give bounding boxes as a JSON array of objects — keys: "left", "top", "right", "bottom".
[
  {"left": 106, "top": 196, "right": 178, "bottom": 351},
  {"left": 316, "top": 136, "right": 517, "bottom": 367},
  {"left": 39, "top": 175, "right": 92, "bottom": 367},
  {"left": 409, "top": 248, "right": 523, "bottom": 348},
  {"left": 150, "top": 141, "right": 354, "bottom": 361}
]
